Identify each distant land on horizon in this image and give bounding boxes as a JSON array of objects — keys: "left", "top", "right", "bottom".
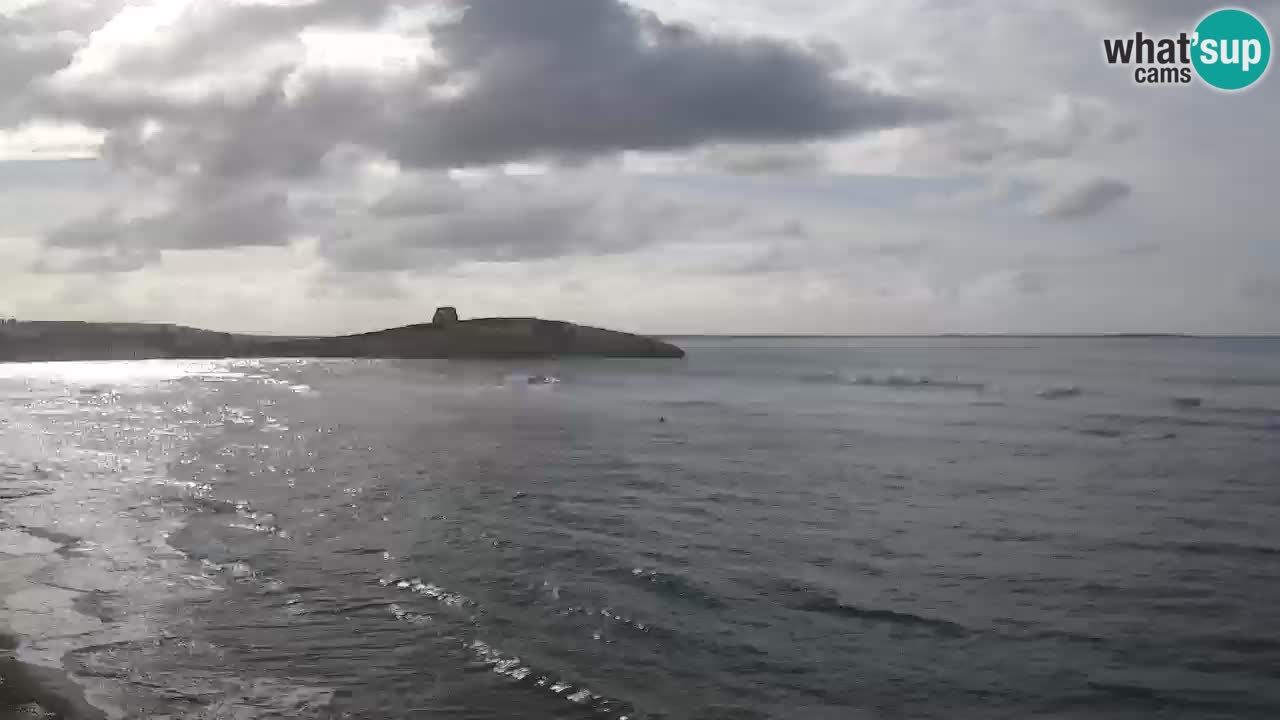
[
  {"left": 0, "top": 309, "right": 685, "bottom": 362},
  {"left": 664, "top": 333, "right": 1280, "bottom": 340}
]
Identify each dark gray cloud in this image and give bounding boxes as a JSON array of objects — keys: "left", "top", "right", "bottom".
[
  {"left": 370, "top": 201, "right": 600, "bottom": 268},
  {"left": 369, "top": 175, "right": 468, "bottom": 218},
  {"left": 1036, "top": 177, "right": 1133, "bottom": 219},
  {"left": 29, "top": 168, "right": 733, "bottom": 274},
  {"left": 29, "top": 65, "right": 395, "bottom": 180},
  {"left": 0, "top": 15, "right": 77, "bottom": 123},
  {"left": 29, "top": 0, "right": 945, "bottom": 179},
  {"left": 323, "top": 183, "right": 608, "bottom": 271},
  {"left": 36, "top": 183, "right": 301, "bottom": 272},
  {"left": 11, "top": 1, "right": 133, "bottom": 35},
  {"left": 317, "top": 173, "right": 739, "bottom": 272},
  {"left": 385, "top": 0, "right": 944, "bottom": 168}
]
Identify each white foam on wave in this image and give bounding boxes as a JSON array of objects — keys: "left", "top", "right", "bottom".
[
  {"left": 463, "top": 636, "right": 611, "bottom": 711},
  {"left": 388, "top": 602, "right": 432, "bottom": 626},
  {"left": 381, "top": 576, "right": 473, "bottom": 607},
  {"left": 551, "top": 577, "right": 653, "bottom": 635},
  {"left": 379, "top": 578, "right": 633, "bottom": 717},
  {"left": 847, "top": 373, "right": 987, "bottom": 391}
]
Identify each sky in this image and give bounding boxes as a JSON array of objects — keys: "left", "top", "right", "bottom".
[{"left": 0, "top": 0, "right": 1277, "bottom": 336}]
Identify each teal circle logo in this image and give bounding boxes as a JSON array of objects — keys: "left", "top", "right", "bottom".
[{"left": 1192, "top": 8, "right": 1271, "bottom": 90}]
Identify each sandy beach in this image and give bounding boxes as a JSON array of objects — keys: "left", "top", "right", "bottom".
[
  {"left": 1, "top": 478, "right": 105, "bottom": 720},
  {"left": 1, "top": 629, "right": 104, "bottom": 720}
]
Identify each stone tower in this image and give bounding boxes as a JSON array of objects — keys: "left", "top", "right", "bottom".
[{"left": 432, "top": 306, "right": 459, "bottom": 326}]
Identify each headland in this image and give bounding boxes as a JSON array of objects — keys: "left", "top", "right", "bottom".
[{"left": 0, "top": 307, "right": 685, "bottom": 362}]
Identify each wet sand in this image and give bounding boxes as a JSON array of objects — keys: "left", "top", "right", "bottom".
[
  {"left": 2, "top": 469, "right": 104, "bottom": 720},
  {"left": 0, "top": 632, "right": 103, "bottom": 720}
]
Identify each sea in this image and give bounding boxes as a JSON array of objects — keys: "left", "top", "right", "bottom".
[{"left": 1, "top": 337, "right": 1278, "bottom": 719}]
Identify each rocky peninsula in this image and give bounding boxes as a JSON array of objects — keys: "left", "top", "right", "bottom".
[{"left": 0, "top": 307, "right": 685, "bottom": 362}]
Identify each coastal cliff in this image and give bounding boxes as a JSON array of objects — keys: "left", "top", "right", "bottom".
[{"left": 0, "top": 310, "right": 685, "bottom": 362}]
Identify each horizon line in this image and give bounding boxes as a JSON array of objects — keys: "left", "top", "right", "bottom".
[
  {"left": 4, "top": 319, "right": 1278, "bottom": 340},
  {"left": 657, "top": 333, "right": 1280, "bottom": 339}
]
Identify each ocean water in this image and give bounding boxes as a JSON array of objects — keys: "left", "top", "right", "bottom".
[{"left": 1, "top": 337, "right": 1279, "bottom": 719}]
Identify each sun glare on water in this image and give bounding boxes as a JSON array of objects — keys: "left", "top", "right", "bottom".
[{"left": 0, "top": 359, "right": 250, "bottom": 387}]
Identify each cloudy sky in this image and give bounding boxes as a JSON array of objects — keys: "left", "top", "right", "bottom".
[{"left": 0, "top": 0, "right": 1277, "bottom": 335}]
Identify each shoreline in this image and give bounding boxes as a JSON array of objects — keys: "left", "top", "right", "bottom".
[
  {"left": 1, "top": 456, "right": 109, "bottom": 720},
  {"left": 0, "top": 630, "right": 105, "bottom": 720}
]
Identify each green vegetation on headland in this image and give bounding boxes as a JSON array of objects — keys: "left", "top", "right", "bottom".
[{"left": 0, "top": 307, "right": 685, "bottom": 362}]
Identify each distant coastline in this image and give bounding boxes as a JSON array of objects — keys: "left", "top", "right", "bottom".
[
  {"left": 0, "top": 308, "right": 685, "bottom": 362},
  {"left": 663, "top": 334, "right": 1280, "bottom": 340}
]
